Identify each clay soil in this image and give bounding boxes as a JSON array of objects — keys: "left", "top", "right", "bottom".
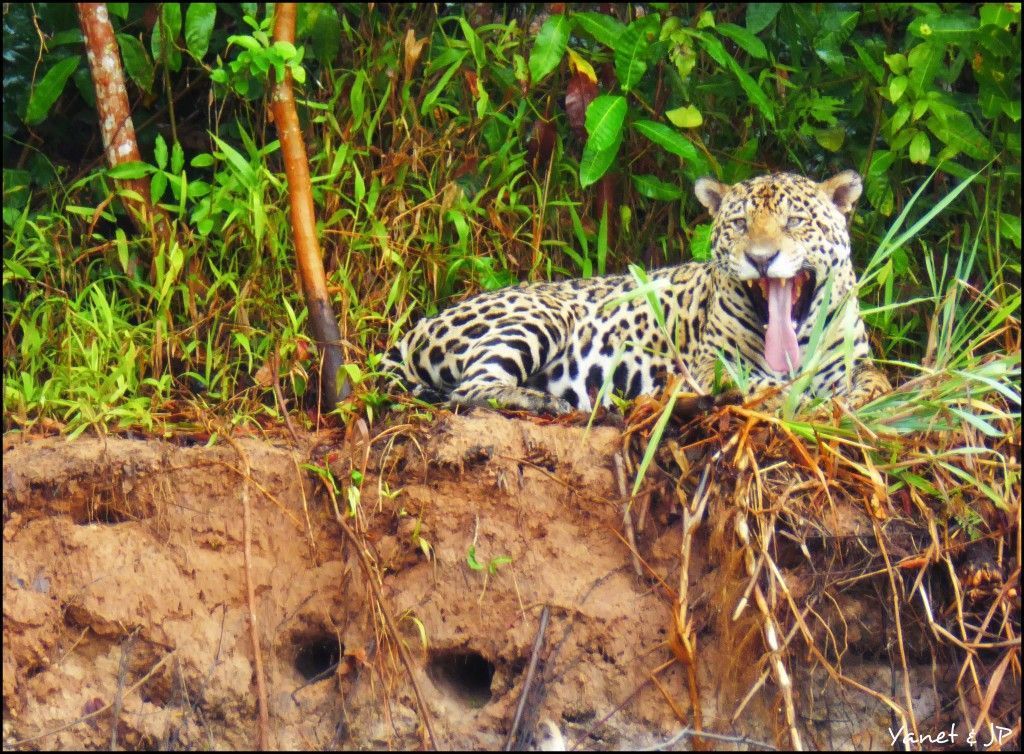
[{"left": 1, "top": 410, "right": 1013, "bottom": 750}]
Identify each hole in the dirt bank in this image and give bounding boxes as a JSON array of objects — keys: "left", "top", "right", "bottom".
[
  {"left": 427, "top": 650, "right": 495, "bottom": 708},
  {"left": 294, "top": 635, "right": 342, "bottom": 681},
  {"left": 91, "top": 504, "right": 132, "bottom": 524}
]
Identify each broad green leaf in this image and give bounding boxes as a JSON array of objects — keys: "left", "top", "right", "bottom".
[
  {"left": 975, "top": 25, "right": 1015, "bottom": 57},
  {"left": 584, "top": 95, "right": 627, "bottom": 151},
  {"left": 632, "top": 174, "right": 683, "bottom": 200},
  {"left": 980, "top": 3, "right": 1018, "bottom": 29},
  {"left": 528, "top": 14, "right": 570, "bottom": 84},
  {"left": 25, "top": 56, "right": 80, "bottom": 125},
  {"left": 998, "top": 212, "right": 1021, "bottom": 249},
  {"left": 162, "top": 3, "right": 183, "bottom": 41},
  {"left": 117, "top": 34, "right": 155, "bottom": 93},
  {"left": 309, "top": 4, "right": 341, "bottom": 63},
  {"left": 907, "top": 42, "right": 941, "bottom": 95},
  {"left": 908, "top": 14, "right": 979, "bottom": 43},
  {"left": 925, "top": 113, "right": 993, "bottom": 160},
  {"left": 572, "top": 11, "right": 626, "bottom": 49},
  {"left": 908, "top": 131, "right": 930, "bottom": 163},
  {"left": 883, "top": 52, "right": 907, "bottom": 74},
  {"left": 814, "top": 127, "right": 845, "bottom": 152},
  {"left": 813, "top": 9, "right": 859, "bottom": 70},
  {"left": 745, "top": 4, "right": 781, "bottom": 34},
  {"left": 666, "top": 104, "right": 702, "bottom": 128},
  {"left": 633, "top": 119, "right": 712, "bottom": 177},
  {"left": 579, "top": 137, "right": 621, "bottom": 188},
  {"left": 888, "top": 103, "right": 912, "bottom": 134},
  {"left": 716, "top": 22, "right": 767, "bottom": 59},
  {"left": 153, "top": 3, "right": 183, "bottom": 71},
  {"left": 185, "top": 3, "right": 216, "bottom": 60},
  {"left": 888, "top": 75, "right": 908, "bottom": 103},
  {"left": 615, "top": 15, "right": 659, "bottom": 92}
]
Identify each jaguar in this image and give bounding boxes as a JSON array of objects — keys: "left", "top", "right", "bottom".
[{"left": 382, "top": 171, "right": 890, "bottom": 414}]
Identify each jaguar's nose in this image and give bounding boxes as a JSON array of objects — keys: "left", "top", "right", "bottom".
[{"left": 745, "top": 251, "right": 779, "bottom": 278}]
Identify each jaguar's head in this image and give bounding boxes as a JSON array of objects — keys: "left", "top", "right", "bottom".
[{"left": 693, "top": 171, "right": 861, "bottom": 374}]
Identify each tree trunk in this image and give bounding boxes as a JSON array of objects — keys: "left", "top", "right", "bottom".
[{"left": 270, "top": 4, "right": 349, "bottom": 413}]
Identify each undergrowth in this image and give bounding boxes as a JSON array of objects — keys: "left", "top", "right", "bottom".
[{"left": 3, "top": 4, "right": 1020, "bottom": 483}]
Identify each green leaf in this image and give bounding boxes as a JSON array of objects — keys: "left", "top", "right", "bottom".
[
  {"left": 615, "top": 15, "right": 659, "bottom": 92},
  {"left": 580, "top": 137, "right": 621, "bottom": 188},
  {"left": 908, "top": 14, "right": 979, "bottom": 43},
  {"left": 665, "top": 104, "right": 702, "bottom": 128},
  {"left": 573, "top": 11, "right": 626, "bottom": 49},
  {"left": 980, "top": 4, "right": 1018, "bottom": 29},
  {"left": 813, "top": 10, "right": 859, "bottom": 69},
  {"left": 745, "top": 4, "right": 781, "bottom": 35},
  {"left": 852, "top": 42, "right": 884, "bottom": 84},
  {"left": 908, "top": 131, "right": 930, "bottom": 163},
  {"left": 585, "top": 95, "right": 627, "bottom": 151},
  {"left": 459, "top": 18, "right": 485, "bottom": 69},
  {"left": 906, "top": 42, "right": 941, "bottom": 96},
  {"left": 716, "top": 22, "right": 767, "bottom": 59},
  {"left": 528, "top": 14, "right": 570, "bottom": 84},
  {"left": 883, "top": 52, "right": 907, "bottom": 75},
  {"left": 107, "top": 161, "right": 154, "bottom": 180},
  {"left": 925, "top": 113, "right": 993, "bottom": 160},
  {"left": 117, "top": 34, "right": 155, "bottom": 93},
  {"left": 814, "top": 127, "right": 845, "bottom": 152},
  {"left": 889, "top": 103, "right": 911, "bottom": 134},
  {"left": 309, "top": 4, "right": 341, "bottom": 63},
  {"left": 150, "top": 170, "right": 167, "bottom": 204},
  {"left": 184, "top": 3, "right": 216, "bottom": 60},
  {"left": 697, "top": 33, "right": 775, "bottom": 125},
  {"left": 888, "top": 75, "right": 908, "bottom": 103},
  {"left": 350, "top": 70, "right": 366, "bottom": 125},
  {"left": 632, "top": 174, "right": 683, "bottom": 200},
  {"left": 25, "top": 55, "right": 80, "bottom": 125},
  {"left": 467, "top": 545, "right": 483, "bottom": 571},
  {"left": 162, "top": 3, "right": 183, "bottom": 41},
  {"left": 153, "top": 133, "right": 168, "bottom": 170},
  {"left": 171, "top": 141, "right": 184, "bottom": 174},
  {"left": 998, "top": 212, "right": 1021, "bottom": 249},
  {"left": 420, "top": 53, "right": 466, "bottom": 115},
  {"left": 634, "top": 119, "right": 710, "bottom": 175}
]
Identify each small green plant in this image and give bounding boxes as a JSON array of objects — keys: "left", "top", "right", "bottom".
[
  {"left": 467, "top": 542, "right": 512, "bottom": 603},
  {"left": 209, "top": 13, "right": 307, "bottom": 98}
]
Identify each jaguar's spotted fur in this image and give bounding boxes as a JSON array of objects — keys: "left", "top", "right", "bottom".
[{"left": 382, "top": 171, "right": 890, "bottom": 413}]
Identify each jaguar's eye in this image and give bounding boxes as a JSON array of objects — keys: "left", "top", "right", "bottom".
[
  {"left": 786, "top": 216, "right": 804, "bottom": 230},
  {"left": 731, "top": 217, "right": 747, "bottom": 232}
]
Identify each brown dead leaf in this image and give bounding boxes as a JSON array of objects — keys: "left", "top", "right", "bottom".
[{"left": 404, "top": 28, "right": 427, "bottom": 82}]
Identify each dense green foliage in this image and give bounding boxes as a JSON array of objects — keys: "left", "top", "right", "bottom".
[{"left": 2, "top": 3, "right": 1020, "bottom": 442}]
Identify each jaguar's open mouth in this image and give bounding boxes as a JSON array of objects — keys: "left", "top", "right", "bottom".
[{"left": 743, "top": 269, "right": 816, "bottom": 374}]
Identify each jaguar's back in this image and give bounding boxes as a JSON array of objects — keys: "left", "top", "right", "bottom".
[{"left": 383, "top": 171, "right": 889, "bottom": 413}]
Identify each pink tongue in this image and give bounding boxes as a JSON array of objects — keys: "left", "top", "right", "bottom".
[{"left": 764, "top": 278, "right": 800, "bottom": 373}]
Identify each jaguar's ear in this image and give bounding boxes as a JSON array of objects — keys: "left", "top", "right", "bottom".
[
  {"left": 820, "top": 170, "right": 862, "bottom": 215},
  {"left": 694, "top": 177, "right": 727, "bottom": 214}
]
